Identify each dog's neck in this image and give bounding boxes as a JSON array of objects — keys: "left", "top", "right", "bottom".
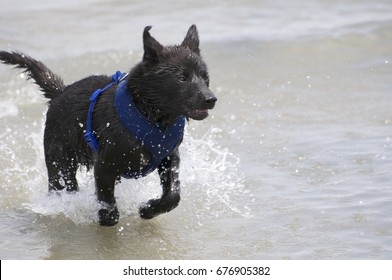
[{"left": 126, "top": 67, "right": 180, "bottom": 128}]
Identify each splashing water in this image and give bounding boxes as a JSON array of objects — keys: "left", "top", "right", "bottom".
[
  {"left": 4, "top": 122, "right": 249, "bottom": 225},
  {"left": 180, "top": 127, "right": 252, "bottom": 219}
]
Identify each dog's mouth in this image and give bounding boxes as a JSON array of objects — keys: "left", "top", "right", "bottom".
[
  {"left": 188, "top": 109, "right": 210, "bottom": 120},
  {"left": 186, "top": 95, "right": 217, "bottom": 121}
]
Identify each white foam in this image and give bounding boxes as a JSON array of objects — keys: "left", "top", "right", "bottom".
[{"left": 20, "top": 125, "right": 249, "bottom": 225}]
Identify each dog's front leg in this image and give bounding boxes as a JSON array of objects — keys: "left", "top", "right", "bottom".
[
  {"left": 94, "top": 161, "right": 119, "bottom": 226},
  {"left": 140, "top": 148, "right": 181, "bottom": 219}
]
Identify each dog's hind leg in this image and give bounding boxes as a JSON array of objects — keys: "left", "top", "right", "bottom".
[
  {"left": 45, "top": 153, "right": 79, "bottom": 193},
  {"left": 140, "top": 148, "right": 181, "bottom": 219},
  {"left": 94, "top": 161, "right": 119, "bottom": 226}
]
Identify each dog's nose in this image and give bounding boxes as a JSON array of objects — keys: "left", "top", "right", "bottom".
[{"left": 204, "top": 95, "right": 217, "bottom": 108}]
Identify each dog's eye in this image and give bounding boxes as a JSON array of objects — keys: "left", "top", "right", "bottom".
[{"left": 178, "top": 76, "right": 187, "bottom": 82}]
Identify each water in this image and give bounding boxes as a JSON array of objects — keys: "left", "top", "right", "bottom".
[{"left": 0, "top": 0, "right": 391, "bottom": 259}]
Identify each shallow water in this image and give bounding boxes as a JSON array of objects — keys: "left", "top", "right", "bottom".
[{"left": 0, "top": 0, "right": 392, "bottom": 259}]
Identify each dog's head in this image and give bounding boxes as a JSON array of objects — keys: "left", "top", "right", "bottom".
[{"left": 133, "top": 25, "right": 217, "bottom": 123}]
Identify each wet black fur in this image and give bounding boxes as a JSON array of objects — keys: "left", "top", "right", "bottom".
[{"left": 0, "top": 25, "right": 216, "bottom": 226}]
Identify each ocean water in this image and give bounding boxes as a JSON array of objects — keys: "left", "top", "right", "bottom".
[{"left": 0, "top": 0, "right": 391, "bottom": 259}]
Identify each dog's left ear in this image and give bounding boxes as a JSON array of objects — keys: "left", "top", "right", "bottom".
[
  {"left": 181, "top": 24, "right": 200, "bottom": 55},
  {"left": 143, "top": 26, "right": 164, "bottom": 63}
]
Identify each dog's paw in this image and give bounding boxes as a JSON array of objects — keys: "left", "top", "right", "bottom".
[
  {"left": 98, "top": 205, "right": 119, "bottom": 226},
  {"left": 139, "top": 201, "right": 158, "bottom": 220},
  {"left": 139, "top": 193, "right": 181, "bottom": 219}
]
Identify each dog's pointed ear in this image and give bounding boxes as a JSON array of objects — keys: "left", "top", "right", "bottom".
[
  {"left": 143, "top": 26, "right": 163, "bottom": 63},
  {"left": 181, "top": 24, "right": 200, "bottom": 55}
]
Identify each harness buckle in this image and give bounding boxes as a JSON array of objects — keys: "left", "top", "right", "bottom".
[{"left": 84, "top": 131, "right": 99, "bottom": 152}]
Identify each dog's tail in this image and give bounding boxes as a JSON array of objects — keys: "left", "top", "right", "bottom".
[{"left": 0, "top": 51, "right": 65, "bottom": 99}]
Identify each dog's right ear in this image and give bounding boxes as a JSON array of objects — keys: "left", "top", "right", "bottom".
[{"left": 143, "top": 26, "right": 163, "bottom": 63}]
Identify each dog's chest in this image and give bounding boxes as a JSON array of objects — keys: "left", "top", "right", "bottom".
[{"left": 113, "top": 80, "right": 185, "bottom": 178}]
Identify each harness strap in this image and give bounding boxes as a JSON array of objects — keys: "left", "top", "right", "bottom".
[
  {"left": 84, "top": 71, "right": 127, "bottom": 152},
  {"left": 114, "top": 80, "right": 185, "bottom": 178},
  {"left": 84, "top": 71, "right": 185, "bottom": 179}
]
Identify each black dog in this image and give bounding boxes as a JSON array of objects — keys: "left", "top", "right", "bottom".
[{"left": 0, "top": 25, "right": 216, "bottom": 226}]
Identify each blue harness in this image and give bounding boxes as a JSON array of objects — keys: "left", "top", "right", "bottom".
[{"left": 84, "top": 71, "right": 185, "bottom": 178}]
